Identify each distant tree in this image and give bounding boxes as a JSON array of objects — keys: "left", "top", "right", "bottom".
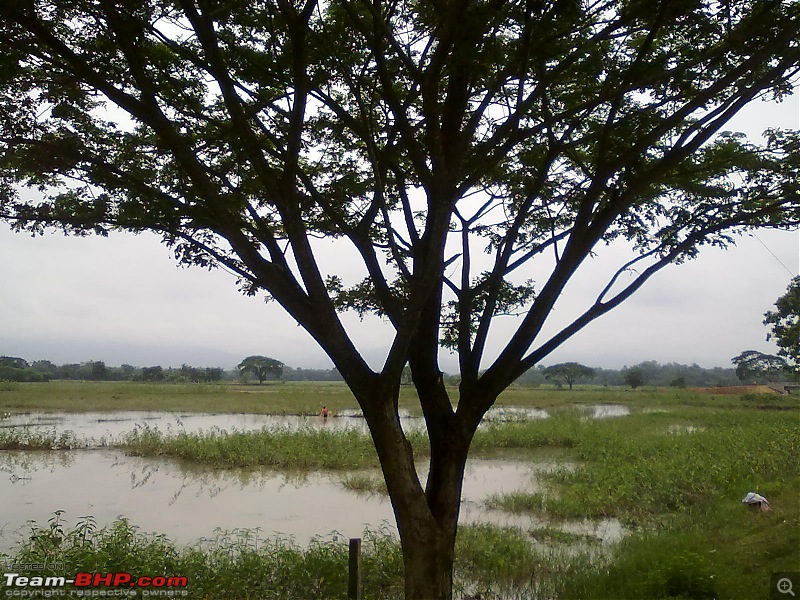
[
  {"left": 731, "top": 350, "right": 787, "bottom": 382},
  {"left": 238, "top": 356, "right": 284, "bottom": 384},
  {"left": 31, "top": 360, "right": 58, "bottom": 377},
  {"left": 543, "top": 362, "right": 595, "bottom": 390},
  {"left": 669, "top": 376, "right": 687, "bottom": 388},
  {"left": 0, "top": 357, "right": 29, "bottom": 369},
  {"left": 281, "top": 367, "right": 343, "bottom": 382},
  {"left": 203, "top": 367, "right": 224, "bottom": 383},
  {"left": 119, "top": 364, "right": 138, "bottom": 380},
  {"left": 141, "top": 366, "right": 165, "bottom": 382},
  {"left": 764, "top": 277, "right": 800, "bottom": 372},
  {"left": 56, "top": 363, "right": 81, "bottom": 380},
  {"left": 0, "top": 364, "right": 48, "bottom": 382},
  {"left": 179, "top": 363, "right": 224, "bottom": 382},
  {"left": 623, "top": 367, "right": 646, "bottom": 389},
  {"left": 87, "top": 360, "right": 108, "bottom": 381}
]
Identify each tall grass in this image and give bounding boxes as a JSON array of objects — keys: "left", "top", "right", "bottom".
[
  {"left": 0, "top": 428, "right": 84, "bottom": 450},
  {"left": 1, "top": 516, "right": 593, "bottom": 599},
  {"left": 1, "top": 514, "right": 404, "bottom": 599},
  {"left": 482, "top": 408, "right": 799, "bottom": 521},
  {"left": 120, "top": 425, "right": 430, "bottom": 471},
  {"left": 561, "top": 479, "right": 800, "bottom": 599},
  {"left": 121, "top": 425, "right": 383, "bottom": 470}
]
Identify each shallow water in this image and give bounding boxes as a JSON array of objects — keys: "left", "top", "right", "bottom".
[
  {"left": 577, "top": 404, "right": 631, "bottom": 419},
  {"left": 0, "top": 411, "right": 382, "bottom": 441},
  {"left": 0, "top": 408, "right": 627, "bottom": 554},
  {"left": 0, "top": 448, "right": 622, "bottom": 554},
  {"left": 0, "top": 407, "right": 552, "bottom": 445},
  {"left": 0, "top": 451, "right": 514, "bottom": 548},
  {"left": 0, "top": 403, "right": 631, "bottom": 445}
]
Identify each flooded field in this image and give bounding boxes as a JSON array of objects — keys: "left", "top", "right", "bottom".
[
  {"left": 0, "top": 408, "right": 626, "bottom": 554},
  {"left": 1, "top": 382, "right": 792, "bottom": 599},
  {"left": 0, "top": 403, "right": 622, "bottom": 442},
  {"left": 0, "top": 448, "right": 622, "bottom": 554}
]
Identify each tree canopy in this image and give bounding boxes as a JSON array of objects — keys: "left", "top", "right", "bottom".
[
  {"left": 731, "top": 349, "right": 788, "bottom": 382},
  {"left": 237, "top": 355, "right": 284, "bottom": 383},
  {"left": 1, "top": 1, "right": 799, "bottom": 596},
  {"left": 543, "top": 362, "right": 595, "bottom": 390},
  {"left": 622, "top": 366, "right": 646, "bottom": 389},
  {"left": 764, "top": 276, "right": 800, "bottom": 370}
]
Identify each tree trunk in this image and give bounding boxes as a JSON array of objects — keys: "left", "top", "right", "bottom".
[
  {"left": 359, "top": 387, "right": 471, "bottom": 599},
  {"left": 400, "top": 520, "right": 459, "bottom": 599},
  {"left": 389, "top": 454, "right": 465, "bottom": 600}
]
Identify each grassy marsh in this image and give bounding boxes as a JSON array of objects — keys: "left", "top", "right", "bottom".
[
  {"left": 0, "top": 380, "right": 416, "bottom": 415},
  {"left": 122, "top": 425, "right": 381, "bottom": 470},
  {"left": 0, "top": 515, "right": 592, "bottom": 599},
  {"left": 120, "top": 425, "right": 429, "bottom": 470},
  {"left": 1, "top": 381, "right": 798, "bottom": 598},
  {"left": 4, "top": 379, "right": 787, "bottom": 415}
]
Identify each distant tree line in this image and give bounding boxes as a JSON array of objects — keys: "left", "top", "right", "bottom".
[
  {"left": 515, "top": 360, "right": 741, "bottom": 388},
  {"left": 0, "top": 356, "right": 344, "bottom": 383},
  {"left": 1, "top": 355, "right": 751, "bottom": 388}
]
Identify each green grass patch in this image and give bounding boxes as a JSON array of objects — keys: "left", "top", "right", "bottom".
[
  {"left": 0, "top": 380, "right": 371, "bottom": 415},
  {"left": 485, "top": 491, "right": 546, "bottom": 513},
  {"left": 740, "top": 392, "right": 800, "bottom": 410},
  {"left": 121, "top": 425, "right": 389, "bottom": 470},
  {"left": 340, "top": 472, "right": 388, "bottom": 496},
  {"left": 473, "top": 407, "right": 798, "bottom": 523},
  {"left": 545, "top": 409, "right": 799, "bottom": 521},
  {"left": 527, "top": 526, "right": 600, "bottom": 544},
  {"left": 1, "top": 517, "right": 594, "bottom": 599},
  {"left": 0, "top": 428, "right": 84, "bottom": 450},
  {"left": 472, "top": 412, "right": 583, "bottom": 451},
  {"left": 4, "top": 380, "right": 777, "bottom": 416},
  {"left": 562, "top": 479, "right": 800, "bottom": 599},
  {"left": 454, "top": 523, "right": 588, "bottom": 598},
  {"left": 0, "top": 515, "right": 405, "bottom": 599}
]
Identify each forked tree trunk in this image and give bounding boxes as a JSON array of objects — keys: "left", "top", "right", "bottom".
[
  {"left": 360, "top": 384, "right": 473, "bottom": 600},
  {"left": 389, "top": 457, "right": 465, "bottom": 600}
]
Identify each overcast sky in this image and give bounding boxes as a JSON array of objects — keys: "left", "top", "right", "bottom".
[{"left": 1, "top": 91, "right": 798, "bottom": 373}]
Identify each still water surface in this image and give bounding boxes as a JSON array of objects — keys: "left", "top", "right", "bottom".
[
  {"left": 0, "top": 409, "right": 625, "bottom": 553},
  {"left": 0, "top": 403, "right": 626, "bottom": 441}
]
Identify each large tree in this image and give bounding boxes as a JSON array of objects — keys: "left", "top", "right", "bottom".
[
  {"left": 1, "top": 1, "right": 799, "bottom": 597},
  {"left": 237, "top": 355, "right": 284, "bottom": 383},
  {"left": 543, "top": 361, "right": 595, "bottom": 390},
  {"left": 731, "top": 349, "right": 787, "bottom": 382},
  {"left": 764, "top": 276, "right": 800, "bottom": 371}
]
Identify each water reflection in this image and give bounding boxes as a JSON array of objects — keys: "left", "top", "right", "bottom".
[
  {"left": 0, "top": 450, "right": 541, "bottom": 552},
  {"left": 0, "top": 411, "right": 379, "bottom": 442},
  {"left": 484, "top": 406, "right": 550, "bottom": 421},
  {"left": 576, "top": 404, "right": 631, "bottom": 419},
  {"left": 1, "top": 405, "right": 632, "bottom": 447},
  {"left": 0, "top": 449, "right": 622, "bottom": 555},
  {"left": 0, "top": 408, "right": 630, "bottom": 555}
]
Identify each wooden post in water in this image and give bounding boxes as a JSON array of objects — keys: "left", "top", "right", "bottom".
[{"left": 348, "top": 537, "right": 362, "bottom": 600}]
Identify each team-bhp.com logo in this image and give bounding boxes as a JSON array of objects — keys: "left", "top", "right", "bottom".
[{"left": 3, "top": 572, "right": 188, "bottom": 597}]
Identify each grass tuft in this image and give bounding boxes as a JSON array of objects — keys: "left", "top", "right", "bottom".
[{"left": 0, "top": 428, "right": 84, "bottom": 450}]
